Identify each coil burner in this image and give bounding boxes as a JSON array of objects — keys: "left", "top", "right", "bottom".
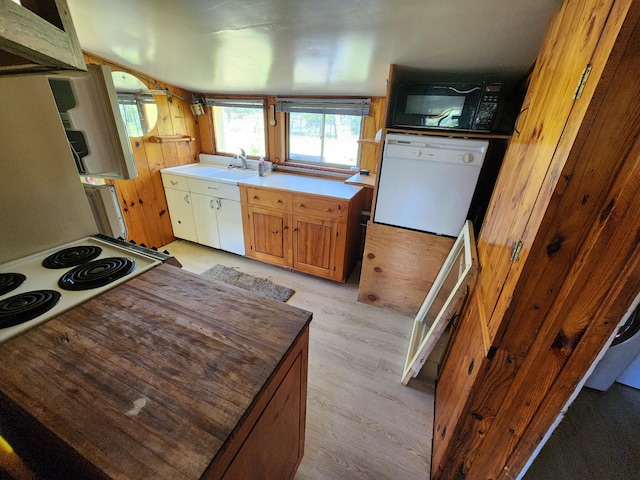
[
  {"left": 59, "top": 257, "right": 136, "bottom": 291},
  {"left": 0, "top": 290, "right": 62, "bottom": 329},
  {"left": 0, "top": 273, "right": 26, "bottom": 296},
  {"left": 42, "top": 245, "right": 102, "bottom": 269}
]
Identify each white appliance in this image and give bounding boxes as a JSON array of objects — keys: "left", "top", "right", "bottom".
[
  {"left": 586, "top": 297, "right": 640, "bottom": 391},
  {"left": 48, "top": 64, "right": 138, "bottom": 180},
  {"left": 0, "top": 236, "right": 160, "bottom": 344},
  {"left": 373, "top": 133, "right": 489, "bottom": 237},
  {"left": 83, "top": 183, "right": 127, "bottom": 240}
]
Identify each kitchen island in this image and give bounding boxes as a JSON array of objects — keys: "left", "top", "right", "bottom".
[{"left": 0, "top": 264, "right": 312, "bottom": 479}]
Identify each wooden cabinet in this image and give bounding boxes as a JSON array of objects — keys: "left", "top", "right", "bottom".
[
  {"left": 432, "top": 1, "right": 640, "bottom": 479},
  {"left": 241, "top": 184, "right": 365, "bottom": 282},
  {"left": 0, "top": 265, "right": 311, "bottom": 480},
  {"left": 214, "top": 339, "right": 307, "bottom": 480},
  {"left": 0, "top": 0, "right": 86, "bottom": 75},
  {"left": 291, "top": 213, "right": 338, "bottom": 279}
]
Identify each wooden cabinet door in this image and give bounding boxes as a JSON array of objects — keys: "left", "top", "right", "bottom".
[
  {"left": 291, "top": 214, "right": 336, "bottom": 280},
  {"left": 247, "top": 206, "right": 290, "bottom": 267},
  {"left": 164, "top": 188, "right": 197, "bottom": 242},
  {"left": 475, "top": 0, "right": 623, "bottom": 344},
  {"left": 191, "top": 193, "right": 221, "bottom": 249}
]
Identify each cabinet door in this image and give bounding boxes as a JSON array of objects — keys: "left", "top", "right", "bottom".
[
  {"left": 292, "top": 214, "right": 336, "bottom": 280},
  {"left": 247, "top": 206, "right": 289, "bottom": 267},
  {"left": 191, "top": 193, "right": 221, "bottom": 249},
  {"left": 475, "top": 0, "right": 621, "bottom": 343},
  {"left": 164, "top": 188, "right": 197, "bottom": 242},
  {"left": 217, "top": 199, "right": 245, "bottom": 256}
]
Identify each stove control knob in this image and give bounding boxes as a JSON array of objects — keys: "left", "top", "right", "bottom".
[
  {"left": 151, "top": 246, "right": 158, "bottom": 251},
  {"left": 462, "top": 152, "right": 475, "bottom": 164},
  {"left": 162, "top": 250, "right": 171, "bottom": 255},
  {"left": 140, "top": 243, "right": 147, "bottom": 248},
  {"left": 129, "top": 239, "right": 137, "bottom": 245}
]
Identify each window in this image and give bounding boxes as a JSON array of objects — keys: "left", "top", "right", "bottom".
[
  {"left": 205, "top": 99, "right": 266, "bottom": 157},
  {"left": 277, "top": 98, "right": 371, "bottom": 169},
  {"left": 288, "top": 112, "right": 362, "bottom": 168},
  {"left": 117, "top": 94, "right": 157, "bottom": 137}
]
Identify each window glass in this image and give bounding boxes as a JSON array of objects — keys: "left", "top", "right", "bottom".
[
  {"left": 213, "top": 106, "right": 266, "bottom": 157},
  {"left": 288, "top": 112, "right": 361, "bottom": 168}
]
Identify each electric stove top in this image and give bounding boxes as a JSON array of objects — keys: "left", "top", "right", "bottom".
[{"left": 0, "top": 236, "right": 161, "bottom": 343}]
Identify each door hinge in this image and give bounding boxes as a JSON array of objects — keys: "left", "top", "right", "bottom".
[
  {"left": 511, "top": 240, "right": 523, "bottom": 263},
  {"left": 574, "top": 64, "right": 592, "bottom": 100}
]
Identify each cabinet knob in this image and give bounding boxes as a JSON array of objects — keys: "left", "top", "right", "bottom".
[
  {"left": 325, "top": 208, "right": 331, "bottom": 212},
  {"left": 253, "top": 195, "right": 259, "bottom": 200},
  {"left": 184, "top": 195, "right": 190, "bottom": 204},
  {"left": 298, "top": 203, "right": 304, "bottom": 207},
  {"left": 276, "top": 199, "right": 282, "bottom": 204},
  {"left": 170, "top": 180, "right": 178, "bottom": 185}
]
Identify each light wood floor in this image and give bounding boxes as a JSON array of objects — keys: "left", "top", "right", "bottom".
[{"left": 163, "top": 240, "right": 439, "bottom": 480}]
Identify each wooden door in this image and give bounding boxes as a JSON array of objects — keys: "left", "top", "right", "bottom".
[
  {"left": 475, "top": 0, "right": 625, "bottom": 345},
  {"left": 432, "top": 1, "right": 639, "bottom": 478},
  {"left": 291, "top": 214, "right": 336, "bottom": 280},
  {"left": 247, "top": 206, "right": 290, "bottom": 267}
]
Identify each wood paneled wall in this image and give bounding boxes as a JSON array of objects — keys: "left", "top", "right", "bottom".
[{"left": 85, "top": 53, "right": 201, "bottom": 248}]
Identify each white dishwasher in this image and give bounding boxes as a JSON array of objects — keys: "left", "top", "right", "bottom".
[{"left": 373, "top": 133, "right": 489, "bottom": 237}]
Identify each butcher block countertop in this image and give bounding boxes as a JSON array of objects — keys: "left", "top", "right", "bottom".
[{"left": 0, "top": 264, "right": 312, "bottom": 479}]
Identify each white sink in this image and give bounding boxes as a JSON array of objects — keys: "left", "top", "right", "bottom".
[{"left": 205, "top": 168, "right": 257, "bottom": 184}]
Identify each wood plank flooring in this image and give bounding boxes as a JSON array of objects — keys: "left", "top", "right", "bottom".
[{"left": 163, "top": 240, "right": 439, "bottom": 480}]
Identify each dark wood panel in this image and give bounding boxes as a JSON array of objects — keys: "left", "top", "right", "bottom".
[{"left": 0, "top": 265, "right": 311, "bottom": 479}]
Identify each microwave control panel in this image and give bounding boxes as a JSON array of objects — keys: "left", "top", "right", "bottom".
[{"left": 473, "top": 83, "right": 502, "bottom": 130}]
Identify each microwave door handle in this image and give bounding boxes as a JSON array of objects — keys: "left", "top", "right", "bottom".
[{"left": 447, "top": 86, "right": 481, "bottom": 94}]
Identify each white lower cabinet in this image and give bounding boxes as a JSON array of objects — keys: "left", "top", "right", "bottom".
[
  {"left": 162, "top": 172, "right": 245, "bottom": 256},
  {"left": 164, "top": 188, "right": 197, "bottom": 242},
  {"left": 191, "top": 193, "right": 221, "bottom": 249},
  {"left": 217, "top": 198, "right": 245, "bottom": 255}
]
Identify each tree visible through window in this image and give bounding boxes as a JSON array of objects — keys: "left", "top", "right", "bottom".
[
  {"left": 288, "top": 112, "right": 362, "bottom": 168},
  {"left": 213, "top": 106, "right": 266, "bottom": 157}
]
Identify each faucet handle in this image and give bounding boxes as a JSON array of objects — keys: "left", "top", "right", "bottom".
[{"left": 237, "top": 147, "right": 246, "bottom": 158}]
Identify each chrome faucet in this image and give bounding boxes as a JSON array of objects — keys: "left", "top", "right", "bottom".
[{"left": 236, "top": 148, "right": 249, "bottom": 169}]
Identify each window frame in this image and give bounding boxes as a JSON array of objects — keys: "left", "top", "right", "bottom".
[
  {"left": 204, "top": 97, "right": 268, "bottom": 159},
  {"left": 285, "top": 111, "right": 364, "bottom": 169},
  {"left": 277, "top": 97, "right": 371, "bottom": 171}
]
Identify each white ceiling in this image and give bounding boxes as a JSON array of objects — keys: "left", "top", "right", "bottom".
[{"left": 66, "top": 0, "right": 563, "bottom": 96}]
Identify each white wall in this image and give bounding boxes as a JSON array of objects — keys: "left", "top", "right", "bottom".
[{"left": 0, "top": 75, "right": 96, "bottom": 263}]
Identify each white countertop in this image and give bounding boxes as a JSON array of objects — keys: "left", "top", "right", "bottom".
[
  {"left": 161, "top": 155, "right": 362, "bottom": 200},
  {"left": 239, "top": 172, "right": 362, "bottom": 200}
]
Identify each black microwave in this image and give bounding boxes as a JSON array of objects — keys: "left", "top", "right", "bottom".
[{"left": 388, "top": 81, "right": 503, "bottom": 132}]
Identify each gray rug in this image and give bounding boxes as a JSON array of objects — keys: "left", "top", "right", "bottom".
[{"left": 201, "top": 265, "right": 295, "bottom": 302}]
